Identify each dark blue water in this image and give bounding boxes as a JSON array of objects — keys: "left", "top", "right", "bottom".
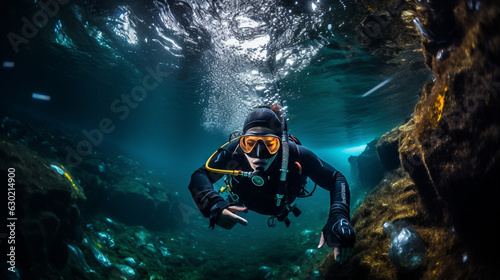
[{"left": 1, "top": 0, "right": 430, "bottom": 279}]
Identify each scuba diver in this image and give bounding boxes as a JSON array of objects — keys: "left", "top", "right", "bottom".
[{"left": 188, "top": 105, "right": 355, "bottom": 263}]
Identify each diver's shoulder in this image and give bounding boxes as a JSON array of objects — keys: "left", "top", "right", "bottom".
[
  {"left": 223, "top": 139, "right": 243, "bottom": 158},
  {"left": 290, "top": 141, "right": 314, "bottom": 157}
]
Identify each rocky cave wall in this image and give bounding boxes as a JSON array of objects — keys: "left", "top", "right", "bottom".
[{"left": 320, "top": 0, "right": 500, "bottom": 279}]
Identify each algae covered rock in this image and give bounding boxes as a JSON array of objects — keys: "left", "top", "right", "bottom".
[
  {"left": 318, "top": 169, "right": 470, "bottom": 279},
  {"left": 328, "top": 1, "right": 500, "bottom": 279},
  {"left": 0, "top": 140, "right": 86, "bottom": 278},
  {"left": 104, "top": 176, "right": 173, "bottom": 231},
  {"left": 353, "top": 0, "right": 421, "bottom": 55},
  {"left": 398, "top": 0, "right": 500, "bottom": 259}
]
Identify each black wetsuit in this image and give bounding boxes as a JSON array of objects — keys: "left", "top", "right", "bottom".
[{"left": 188, "top": 139, "right": 351, "bottom": 229}]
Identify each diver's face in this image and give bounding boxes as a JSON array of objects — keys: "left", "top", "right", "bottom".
[
  {"left": 243, "top": 127, "right": 280, "bottom": 171},
  {"left": 245, "top": 152, "right": 278, "bottom": 171}
]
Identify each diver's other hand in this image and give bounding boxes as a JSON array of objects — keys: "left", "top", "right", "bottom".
[
  {"left": 317, "top": 218, "right": 355, "bottom": 264},
  {"left": 216, "top": 206, "right": 248, "bottom": 229},
  {"left": 318, "top": 231, "right": 353, "bottom": 264}
]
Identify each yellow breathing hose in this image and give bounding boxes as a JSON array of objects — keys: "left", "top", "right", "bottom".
[{"left": 204, "top": 137, "right": 245, "bottom": 177}]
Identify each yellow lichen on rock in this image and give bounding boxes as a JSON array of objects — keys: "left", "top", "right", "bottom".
[
  {"left": 318, "top": 167, "right": 488, "bottom": 279},
  {"left": 319, "top": 168, "right": 433, "bottom": 279}
]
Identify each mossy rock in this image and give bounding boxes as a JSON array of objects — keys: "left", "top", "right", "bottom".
[{"left": 0, "top": 139, "right": 86, "bottom": 278}]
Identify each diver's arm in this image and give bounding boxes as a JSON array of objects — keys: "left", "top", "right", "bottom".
[
  {"left": 188, "top": 141, "right": 241, "bottom": 228},
  {"left": 298, "top": 146, "right": 351, "bottom": 217},
  {"left": 299, "top": 146, "right": 356, "bottom": 254},
  {"left": 188, "top": 167, "right": 227, "bottom": 218}
]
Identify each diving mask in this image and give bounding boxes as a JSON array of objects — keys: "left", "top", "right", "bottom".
[{"left": 239, "top": 135, "right": 281, "bottom": 155}]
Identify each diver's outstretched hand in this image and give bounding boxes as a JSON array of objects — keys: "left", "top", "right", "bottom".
[
  {"left": 216, "top": 206, "right": 248, "bottom": 229},
  {"left": 318, "top": 231, "right": 353, "bottom": 264}
]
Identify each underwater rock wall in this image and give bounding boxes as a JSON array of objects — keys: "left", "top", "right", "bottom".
[
  {"left": 353, "top": 0, "right": 421, "bottom": 55},
  {"left": 320, "top": 167, "right": 498, "bottom": 279},
  {"left": 0, "top": 140, "right": 86, "bottom": 278},
  {"left": 0, "top": 112, "right": 182, "bottom": 232},
  {"left": 320, "top": 0, "right": 499, "bottom": 279},
  {"left": 348, "top": 122, "right": 405, "bottom": 211},
  {"left": 104, "top": 175, "right": 177, "bottom": 231},
  {"left": 354, "top": 139, "right": 385, "bottom": 190},
  {"left": 0, "top": 113, "right": 184, "bottom": 278},
  {"left": 320, "top": 168, "right": 462, "bottom": 279},
  {"left": 351, "top": 124, "right": 405, "bottom": 191},
  {"left": 399, "top": 0, "right": 500, "bottom": 258}
]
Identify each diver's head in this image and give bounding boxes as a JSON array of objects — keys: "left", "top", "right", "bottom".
[
  {"left": 242, "top": 107, "right": 283, "bottom": 137},
  {"left": 240, "top": 107, "right": 283, "bottom": 171}
]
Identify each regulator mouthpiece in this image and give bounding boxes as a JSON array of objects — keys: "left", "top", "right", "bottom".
[{"left": 251, "top": 168, "right": 266, "bottom": 186}]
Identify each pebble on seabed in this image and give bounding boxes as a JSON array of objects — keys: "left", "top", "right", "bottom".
[
  {"left": 124, "top": 257, "right": 137, "bottom": 267},
  {"left": 305, "top": 249, "right": 318, "bottom": 258},
  {"left": 114, "top": 264, "right": 136, "bottom": 280}
]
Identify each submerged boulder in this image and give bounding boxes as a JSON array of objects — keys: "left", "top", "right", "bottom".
[
  {"left": 112, "top": 264, "right": 136, "bottom": 280},
  {"left": 383, "top": 220, "right": 427, "bottom": 272},
  {"left": 351, "top": 124, "right": 404, "bottom": 191},
  {"left": 356, "top": 140, "right": 385, "bottom": 189},
  {"left": 104, "top": 177, "right": 173, "bottom": 231}
]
